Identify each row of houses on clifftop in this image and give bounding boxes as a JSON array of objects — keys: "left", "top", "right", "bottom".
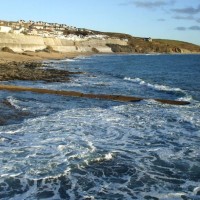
[
  {"left": 0, "top": 19, "right": 129, "bottom": 42},
  {"left": 0, "top": 19, "right": 78, "bottom": 38}
]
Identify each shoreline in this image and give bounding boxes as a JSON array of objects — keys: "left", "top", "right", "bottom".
[
  {"left": 1, "top": 51, "right": 199, "bottom": 65},
  {"left": 0, "top": 51, "right": 94, "bottom": 64},
  {"left": 1, "top": 51, "right": 199, "bottom": 64},
  {"left": 0, "top": 51, "right": 94, "bottom": 82},
  {"left": 0, "top": 51, "right": 199, "bottom": 82},
  {"left": 0, "top": 51, "right": 191, "bottom": 106}
]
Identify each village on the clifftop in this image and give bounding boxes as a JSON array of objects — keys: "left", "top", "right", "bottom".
[{"left": 0, "top": 19, "right": 111, "bottom": 41}]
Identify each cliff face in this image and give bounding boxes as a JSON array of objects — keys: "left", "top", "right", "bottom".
[
  {"left": 0, "top": 33, "right": 128, "bottom": 53},
  {"left": 0, "top": 33, "right": 46, "bottom": 52},
  {"left": 1, "top": 32, "right": 199, "bottom": 54}
]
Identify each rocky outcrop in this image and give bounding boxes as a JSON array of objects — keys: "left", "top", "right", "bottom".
[
  {"left": 0, "top": 98, "right": 30, "bottom": 125},
  {"left": 0, "top": 84, "right": 191, "bottom": 106},
  {"left": 106, "top": 44, "right": 134, "bottom": 53},
  {"left": 0, "top": 62, "right": 81, "bottom": 82}
]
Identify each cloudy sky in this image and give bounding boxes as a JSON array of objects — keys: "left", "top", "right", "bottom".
[{"left": 1, "top": 0, "right": 200, "bottom": 45}]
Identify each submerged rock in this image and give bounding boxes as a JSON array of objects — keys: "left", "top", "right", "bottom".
[{"left": 0, "top": 99, "right": 30, "bottom": 125}]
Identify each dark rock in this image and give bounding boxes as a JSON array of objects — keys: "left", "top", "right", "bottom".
[
  {"left": 144, "top": 196, "right": 159, "bottom": 200},
  {"left": 92, "top": 47, "right": 99, "bottom": 53},
  {"left": 181, "top": 195, "right": 188, "bottom": 200},
  {"left": 0, "top": 61, "right": 80, "bottom": 82},
  {"left": 106, "top": 44, "right": 134, "bottom": 53},
  {"left": 1, "top": 47, "right": 15, "bottom": 53},
  {"left": 0, "top": 99, "right": 30, "bottom": 126},
  {"left": 37, "top": 191, "right": 54, "bottom": 199}
]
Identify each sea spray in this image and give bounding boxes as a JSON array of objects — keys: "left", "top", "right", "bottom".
[{"left": 0, "top": 54, "right": 200, "bottom": 199}]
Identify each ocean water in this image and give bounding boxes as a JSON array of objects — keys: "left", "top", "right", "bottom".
[{"left": 0, "top": 54, "right": 200, "bottom": 200}]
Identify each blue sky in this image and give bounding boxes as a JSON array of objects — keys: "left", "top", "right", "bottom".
[{"left": 1, "top": 0, "right": 200, "bottom": 45}]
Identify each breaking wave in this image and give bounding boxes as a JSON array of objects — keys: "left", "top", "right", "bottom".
[
  {"left": 1, "top": 54, "right": 200, "bottom": 199},
  {"left": 6, "top": 96, "right": 22, "bottom": 110},
  {"left": 124, "top": 77, "right": 185, "bottom": 93}
]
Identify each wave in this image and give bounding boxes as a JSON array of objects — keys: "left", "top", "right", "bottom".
[
  {"left": 63, "top": 58, "right": 76, "bottom": 62},
  {"left": 145, "top": 53, "right": 162, "bottom": 56},
  {"left": 48, "top": 58, "right": 77, "bottom": 63},
  {"left": 75, "top": 55, "right": 91, "bottom": 60},
  {"left": 124, "top": 77, "right": 184, "bottom": 93},
  {"left": 7, "top": 96, "right": 21, "bottom": 110},
  {"left": 177, "top": 96, "right": 194, "bottom": 102}
]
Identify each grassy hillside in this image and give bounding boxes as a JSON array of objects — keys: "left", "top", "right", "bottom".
[
  {"left": 92, "top": 30, "right": 200, "bottom": 53},
  {"left": 154, "top": 39, "right": 200, "bottom": 52}
]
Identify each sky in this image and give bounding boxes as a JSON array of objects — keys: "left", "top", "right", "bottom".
[{"left": 1, "top": 0, "right": 200, "bottom": 45}]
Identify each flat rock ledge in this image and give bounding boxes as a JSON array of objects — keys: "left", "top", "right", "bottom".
[
  {"left": 0, "top": 84, "right": 190, "bottom": 106},
  {"left": 0, "top": 61, "right": 81, "bottom": 82}
]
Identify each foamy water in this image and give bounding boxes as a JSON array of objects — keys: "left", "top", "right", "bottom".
[{"left": 0, "top": 54, "right": 200, "bottom": 199}]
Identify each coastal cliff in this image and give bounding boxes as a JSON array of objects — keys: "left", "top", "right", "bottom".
[
  {"left": 98, "top": 31, "right": 200, "bottom": 54},
  {"left": 1, "top": 18, "right": 200, "bottom": 54},
  {"left": 0, "top": 32, "right": 127, "bottom": 53},
  {"left": 0, "top": 32, "right": 200, "bottom": 54}
]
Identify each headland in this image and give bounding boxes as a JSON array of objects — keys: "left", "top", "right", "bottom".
[
  {"left": 0, "top": 19, "right": 200, "bottom": 61},
  {"left": 0, "top": 19, "right": 200, "bottom": 85}
]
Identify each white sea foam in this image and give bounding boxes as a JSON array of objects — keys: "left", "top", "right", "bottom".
[
  {"left": 194, "top": 187, "right": 200, "bottom": 195},
  {"left": 89, "top": 152, "right": 114, "bottom": 163},
  {"left": 104, "top": 152, "right": 114, "bottom": 160},
  {"left": 124, "top": 77, "right": 184, "bottom": 93},
  {"left": 1, "top": 54, "right": 200, "bottom": 199},
  {"left": 158, "top": 192, "right": 187, "bottom": 199},
  {"left": 46, "top": 58, "right": 77, "bottom": 63},
  {"left": 7, "top": 96, "right": 21, "bottom": 110},
  {"left": 75, "top": 55, "right": 90, "bottom": 60},
  {"left": 59, "top": 58, "right": 77, "bottom": 62},
  {"left": 87, "top": 141, "right": 96, "bottom": 152},
  {"left": 1, "top": 96, "right": 199, "bottom": 199},
  {"left": 177, "top": 95, "right": 194, "bottom": 102}
]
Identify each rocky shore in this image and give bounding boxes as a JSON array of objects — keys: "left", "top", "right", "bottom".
[
  {"left": 0, "top": 51, "right": 191, "bottom": 126},
  {"left": 0, "top": 61, "right": 82, "bottom": 82},
  {"left": 0, "top": 51, "right": 86, "bottom": 125},
  {"left": 0, "top": 51, "right": 92, "bottom": 82}
]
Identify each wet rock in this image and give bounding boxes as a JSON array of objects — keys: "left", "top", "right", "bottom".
[
  {"left": 0, "top": 100, "right": 30, "bottom": 126},
  {"left": 181, "top": 195, "right": 188, "bottom": 200},
  {"left": 37, "top": 191, "right": 54, "bottom": 199},
  {"left": 144, "top": 196, "right": 159, "bottom": 200},
  {"left": 0, "top": 61, "right": 80, "bottom": 82}
]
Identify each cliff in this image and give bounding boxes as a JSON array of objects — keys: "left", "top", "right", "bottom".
[
  {"left": 99, "top": 31, "right": 200, "bottom": 54},
  {"left": 0, "top": 33, "right": 127, "bottom": 53},
  {"left": 0, "top": 32, "right": 200, "bottom": 54}
]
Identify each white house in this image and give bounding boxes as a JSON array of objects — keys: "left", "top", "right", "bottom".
[
  {"left": 0, "top": 26, "right": 12, "bottom": 33},
  {"left": 35, "top": 21, "right": 44, "bottom": 25},
  {"left": 28, "top": 20, "right": 34, "bottom": 24},
  {"left": 13, "top": 27, "right": 25, "bottom": 34},
  {"left": 18, "top": 20, "right": 25, "bottom": 24},
  {"left": 144, "top": 37, "right": 153, "bottom": 42},
  {"left": 32, "top": 24, "right": 44, "bottom": 30},
  {"left": 28, "top": 28, "right": 38, "bottom": 35}
]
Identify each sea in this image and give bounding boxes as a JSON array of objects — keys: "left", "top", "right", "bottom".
[{"left": 0, "top": 54, "right": 200, "bottom": 200}]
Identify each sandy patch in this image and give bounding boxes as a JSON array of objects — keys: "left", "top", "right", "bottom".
[{"left": 0, "top": 51, "right": 92, "bottom": 64}]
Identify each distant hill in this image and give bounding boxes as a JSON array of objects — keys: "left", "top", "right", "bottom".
[
  {"left": 1, "top": 19, "right": 200, "bottom": 54},
  {"left": 92, "top": 30, "right": 200, "bottom": 54}
]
